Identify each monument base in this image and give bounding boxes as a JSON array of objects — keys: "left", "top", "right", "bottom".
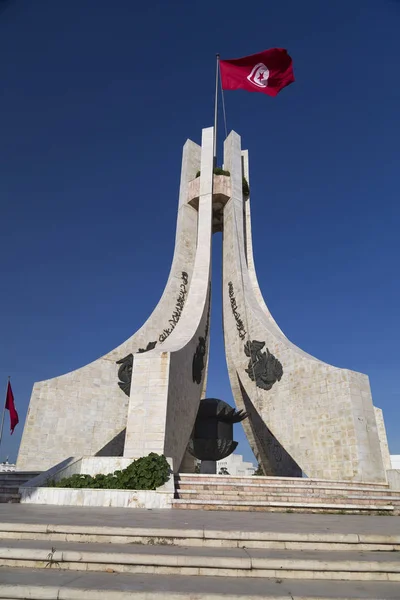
[
  {"left": 173, "top": 473, "right": 400, "bottom": 514},
  {"left": 200, "top": 461, "right": 216, "bottom": 474},
  {"left": 19, "top": 456, "right": 174, "bottom": 510},
  {"left": 19, "top": 486, "right": 173, "bottom": 509}
]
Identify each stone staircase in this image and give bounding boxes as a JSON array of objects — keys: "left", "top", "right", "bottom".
[
  {"left": 0, "top": 505, "right": 399, "bottom": 598},
  {"left": 0, "top": 472, "right": 41, "bottom": 504},
  {"left": 173, "top": 474, "right": 400, "bottom": 514}
]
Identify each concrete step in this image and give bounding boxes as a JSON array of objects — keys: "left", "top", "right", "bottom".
[
  {"left": 176, "top": 490, "right": 400, "bottom": 505},
  {"left": 0, "top": 481, "right": 32, "bottom": 490},
  {"left": 0, "top": 538, "right": 399, "bottom": 580},
  {"left": 0, "top": 478, "right": 33, "bottom": 484},
  {"left": 176, "top": 474, "right": 391, "bottom": 490},
  {"left": 0, "top": 492, "right": 21, "bottom": 504},
  {"left": 173, "top": 498, "right": 396, "bottom": 514},
  {"left": 1, "top": 567, "right": 400, "bottom": 599},
  {"left": 1, "top": 505, "right": 399, "bottom": 551},
  {"left": 0, "top": 472, "right": 41, "bottom": 496},
  {"left": 0, "top": 471, "right": 40, "bottom": 481},
  {"left": 176, "top": 481, "right": 400, "bottom": 496},
  {"left": 174, "top": 475, "right": 400, "bottom": 514},
  {"left": 0, "top": 475, "right": 38, "bottom": 481}
]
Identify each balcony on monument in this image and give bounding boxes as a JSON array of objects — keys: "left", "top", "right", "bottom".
[{"left": 187, "top": 174, "right": 231, "bottom": 233}]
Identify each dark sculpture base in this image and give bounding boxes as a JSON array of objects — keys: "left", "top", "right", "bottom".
[{"left": 200, "top": 460, "right": 216, "bottom": 474}]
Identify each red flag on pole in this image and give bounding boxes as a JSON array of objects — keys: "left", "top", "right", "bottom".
[
  {"left": 220, "top": 48, "right": 294, "bottom": 97},
  {"left": 5, "top": 381, "right": 19, "bottom": 434}
]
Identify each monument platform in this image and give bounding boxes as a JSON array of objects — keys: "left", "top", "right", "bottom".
[
  {"left": 174, "top": 474, "right": 400, "bottom": 514},
  {"left": 0, "top": 471, "right": 41, "bottom": 504},
  {"left": 0, "top": 505, "right": 400, "bottom": 598}
]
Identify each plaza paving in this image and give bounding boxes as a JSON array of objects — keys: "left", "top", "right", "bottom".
[
  {"left": 0, "top": 505, "right": 400, "bottom": 598},
  {"left": 0, "top": 504, "right": 399, "bottom": 535}
]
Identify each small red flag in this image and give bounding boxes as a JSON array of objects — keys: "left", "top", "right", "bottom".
[
  {"left": 220, "top": 48, "right": 294, "bottom": 97},
  {"left": 5, "top": 381, "right": 19, "bottom": 434}
]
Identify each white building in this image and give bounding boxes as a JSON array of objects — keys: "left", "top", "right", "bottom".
[
  {"left": 390, "top": 456, "right": 400, "bottom": 469},
  {"left": 0, "top": 460, "right": 16, "bottom": 473},
  {"left": 216, "top": 454, "right": 256, "bottom": 476}
]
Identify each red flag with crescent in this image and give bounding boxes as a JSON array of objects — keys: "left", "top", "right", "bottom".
[{"left": 220, "top": 48, "right": 294, "bottom": 97}]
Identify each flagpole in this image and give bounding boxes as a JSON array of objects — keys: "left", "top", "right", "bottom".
[
  {"left": 0, "top": 377, "right": 9, "bottom": 454},
  {"left": 213, "top": 53, "right": 220, "bottom": 167}
]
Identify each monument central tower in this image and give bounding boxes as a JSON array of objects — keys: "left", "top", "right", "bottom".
[{"left": 17, "top": 127, "right": 389, "bottom": 484}]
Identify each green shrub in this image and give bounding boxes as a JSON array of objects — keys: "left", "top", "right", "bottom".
[
  {"left": 213, "top": 167, "right": 231, "bottom": 176},
  {"left": 195, "top": 167, "right": 230, "bottom": 178},
  {"left": 47, "top": 453, "right": 170, "bottom": 491},
  {"left": 130, "top": 453, "right": 171, "bottom": 490}
]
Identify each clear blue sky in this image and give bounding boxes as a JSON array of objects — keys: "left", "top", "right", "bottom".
[{"left": 1, "top": 0, "right": 399, "bottom": 466}]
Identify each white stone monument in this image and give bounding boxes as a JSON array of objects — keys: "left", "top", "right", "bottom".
[{"left": 17, "top": 127, "right": 389, "bottom": 484}]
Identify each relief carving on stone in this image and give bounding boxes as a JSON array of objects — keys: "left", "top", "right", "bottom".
[
  {"left": 228, "top": 281, "right": 247, "bottom": 340},
  {"left": 192, "top": 290, "right": 211, "bottom": 384},
  {"left": 138, "top": 341, "right": 157, "bottom": 354},
  {"left": 116, "top": 341, "right": 157, "bottom": 397},
  {"left": 116, "top": 353, "right": 133, "bottom": 396},
  {"left": 116, "top": 271, "right": 189, "bottom": 396},
  {"left": 244, "top": 340, "right": 283, "bottom": 391},
  {"left": 159, "top": 271, "right": 189, "bottom": 343}
]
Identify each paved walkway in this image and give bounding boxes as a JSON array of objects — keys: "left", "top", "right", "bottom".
[
  {"left": 3, "top": 536, "right": 400, "bottom": 563},
  {"left": 0, "top": 504, "right": 399, "bottom": 535},
  {"left": 1, "top": 567, "right": 400, "bottom": 599}
]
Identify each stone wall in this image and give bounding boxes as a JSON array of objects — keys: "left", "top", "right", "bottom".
[{"left": 19, "top": 457, "right": 174, "bottom": 509}]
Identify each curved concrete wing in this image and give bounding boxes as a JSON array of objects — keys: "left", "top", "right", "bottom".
[
  {"left": 222, "top": 131, "right": 386, "bottom": 483},
  {"left": 123, "top": 127, "right": 213, "bottom": 471},
  {"left": 17, "top": 129, "right": 213, "bottom": 472}
]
